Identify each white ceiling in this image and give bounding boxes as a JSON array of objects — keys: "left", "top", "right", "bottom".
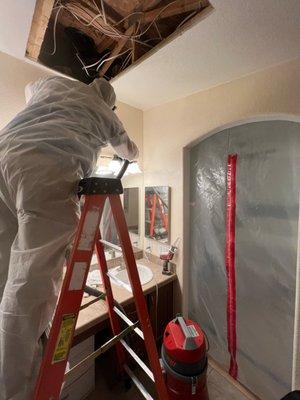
[
  {"left": 0, "top": 0, "right": 299, "bottom": 110},
  {"left": 112, "top": 0, "right": 300, "bottom": 109},
  {"left": 0, "top": 1, "right": 36, "bottom": 59}
]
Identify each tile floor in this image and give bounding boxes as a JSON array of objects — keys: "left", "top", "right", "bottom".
[
  {"left": 87, "top": 356, "right": 248, "bottom": 400},
  {"left": 207, "top": 367, "right": 248, "bottom": 400}
]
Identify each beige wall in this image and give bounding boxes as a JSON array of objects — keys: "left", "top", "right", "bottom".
[
  {"left": 142, "top": 58, "right": 300, "bottom": 313},
  {"left": 115, "top": 101, "right": 143, "bottom": 166},
  {"left": 0, "top": 51, "right": 54, "bottom": 129}
]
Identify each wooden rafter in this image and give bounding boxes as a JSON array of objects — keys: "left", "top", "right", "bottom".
[
  {"left": 144, "top": 0, "right": 163, "bottom": 10},
  {"left": 62, "top": 1, "right": 125, "bottom": 38},
  {"left": 98, "top": 0, "right": 123, "bottom": 25},
  {"left": 141, "top": 0, "right": 209, "bottom": 25},
  {"left": 26, "top": 0, "right": 55, "bottom": 60},
  {"left": 98, "top": 0, "right": 145, "bottom": 76},
  {"left": 56, "top": 0, "right": 130, "bottom": 56},
  {"left": 54, "top": 10, "right": 104, "bottom": 48},
  {"left": 98, "top": 23, "right": 135, "bottom": 77}
]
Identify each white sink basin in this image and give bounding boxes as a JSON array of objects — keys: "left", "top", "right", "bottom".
[{"left": 108, "top": 263, "right": 153, "bottom": 292}]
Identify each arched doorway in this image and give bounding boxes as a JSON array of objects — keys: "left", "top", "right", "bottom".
[{"left": 188, "top": 120, "right": 300, "bottom": 399}]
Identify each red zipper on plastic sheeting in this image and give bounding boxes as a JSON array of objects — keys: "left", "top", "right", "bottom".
[{"left": 225, "top": 154, "right": 238, "bottom": 379}]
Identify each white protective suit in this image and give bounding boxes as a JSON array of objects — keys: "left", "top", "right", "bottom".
[{"left": 0, "top": 76, "right": 138, "bottom": 400}]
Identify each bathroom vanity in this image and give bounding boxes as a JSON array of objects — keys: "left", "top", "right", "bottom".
[
  {"left": 62, "top": 252, "right": 176, "bottom": 398},
  {"left": 73, "top": 257, "right": 176, "bottom": 345}
]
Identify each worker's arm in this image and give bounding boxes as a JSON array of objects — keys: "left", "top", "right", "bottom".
[
  {"left": 24, "top": 78, "right": 47, "bottom": 103},
  {"left": 25, "top": 76, "right": 139, "bottom": 161},
  {"left": 109, "top": 131, "right": 139, "bottom": 161},
  {"left": 97, "top": 102, "right": 139, "bottom": 161},
  {"left": 25, "top": 81, "right": 38, "bottom": 104}
]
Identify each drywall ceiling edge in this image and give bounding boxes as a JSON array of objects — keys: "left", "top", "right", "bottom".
[{"left": 0, "top": 1, "right": 36, "bottom": 59}]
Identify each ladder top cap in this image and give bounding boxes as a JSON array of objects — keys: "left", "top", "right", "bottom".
[{"left": 78, "top": 177, "right": 123, "bottom": 195}]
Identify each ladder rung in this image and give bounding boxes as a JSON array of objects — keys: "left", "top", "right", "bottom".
[
  {"left": 113, "top": 306, "right": 144, "bottom": 340},
  {"left": 64, "top": 322, "right": 138, "bottom": 382},
  {"left": 100, "top": 239, "right": 123, "bottom": 253},
  {"left": 124, "top": 365, "right": 154, "bottom": 400},
  {"left": 120, "top": 339, "right": 154, "bottom": 382}
]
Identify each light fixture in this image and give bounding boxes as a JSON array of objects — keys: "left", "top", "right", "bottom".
[
  {"left": 127, "top": 162, "right": 142, "bottom": 175},
  {"left": 95, "top": 165, "right": 112, "bottom": 176}
]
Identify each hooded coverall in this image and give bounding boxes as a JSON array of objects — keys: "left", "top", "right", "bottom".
[{"left": 0, "top": 76, "right": 138, "bottom": 400}]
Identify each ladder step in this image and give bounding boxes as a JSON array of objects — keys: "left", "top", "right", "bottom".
[
  {"left": 113, "top": 306, "right": 144, "bottom": 340},
  {"left": 100, "top": 239, "right": 123, "bottom": 252},
  {"left": 120, "top": 339, "right": 154, "bottom": 382},
  {"left": 64, "top": 322, "right": 138, "bottom": 382},
  {"left": 84, "top": 285, "right": 105, "bottom": 298},
  {"left": 124, "top": 365, "right": 154, "bottom": 400}
]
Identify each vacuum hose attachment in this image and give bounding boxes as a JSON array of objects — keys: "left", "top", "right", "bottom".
[{"left": 116, "top": 158, "right": 129, "bottom": 179}]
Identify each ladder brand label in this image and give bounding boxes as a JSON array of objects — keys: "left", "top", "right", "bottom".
[
  {"left": 52, "top": 314, "right": 76, "bottom": 363},
  {"left": 78, "top": 208, "right": 100, "bottom": 250}
]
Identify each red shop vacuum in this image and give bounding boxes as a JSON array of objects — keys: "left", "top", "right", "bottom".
[{"left": 161, "top": 316, "right": 209, "bottom": 400}]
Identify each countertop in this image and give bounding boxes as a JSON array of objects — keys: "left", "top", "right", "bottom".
[{"left": 75, "top": 258, "right": 177, "bottom": 337}]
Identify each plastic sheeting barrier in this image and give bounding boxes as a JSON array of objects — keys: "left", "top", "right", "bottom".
[{"left": 189, "top": 120, "right": 300, "bottom": 399}]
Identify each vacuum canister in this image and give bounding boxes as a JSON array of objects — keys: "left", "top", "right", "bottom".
[{"left": 161, "top": 316, "right": 209, "bottom": 400}]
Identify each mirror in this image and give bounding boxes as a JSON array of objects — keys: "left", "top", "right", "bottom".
[
  {"left": 100, "top": 201, "right": 119, "bottom": 245},
  {"left": 123, "top": 187, "right": 139, "bottom": 235},
  {"left": 145, "top": 186, "right": 170, "bottom": 243},
  {"left": 100, "top": 187, "right": 140, "bottom": 247}
]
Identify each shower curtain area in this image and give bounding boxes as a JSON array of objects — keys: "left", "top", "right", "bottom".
[{"left": 188, "top": 120, "right": 300, "bottom": 399}]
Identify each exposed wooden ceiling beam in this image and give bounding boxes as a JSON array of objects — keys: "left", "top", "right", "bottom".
[
  {"left": 57, "top": 1, "right": 128, "bottom": 53},
  {"left": 26, "top": 0, "right": 55, "bottom": 60},
  {"left": 63, "top": 1, "right": 124, "bottom": 36},
  {"left": 144, "top": 0, "right": 163, "bottom": 10},
  {"left": 95, "top": 0, "right": 143, "bottom": 61},
  {"left": 98, "top": 23, "right": 135, "bottom": 77},
  {"left": 118, "top": 1, "right": 145, "bottom": 64},
  {"left": 141, "top": 0, "right": 208, "bottom": 24},
  {"left": 104, "top": 0, "right": 143, "bottom": 16},
  {"left": 98, "top": 0, "right": 124, "bottom": 24},
  {"left": 79, "top": 0, "right": 119, "bottom": 27},
  {"left": 55, "top": 11, "right": 105, "bottom": 49}
]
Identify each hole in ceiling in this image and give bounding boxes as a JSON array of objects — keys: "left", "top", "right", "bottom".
[{"left": 26, "top": 0, "right": 212, "bottom": 83}]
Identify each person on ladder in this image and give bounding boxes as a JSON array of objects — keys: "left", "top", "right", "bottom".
[{"left": 0, "top": 76, "right": 138, "bottom": 400}]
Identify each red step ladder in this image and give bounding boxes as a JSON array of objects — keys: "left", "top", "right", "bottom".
[{"left": 34, "top": 160, "right": 169, "bottom": 400}]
